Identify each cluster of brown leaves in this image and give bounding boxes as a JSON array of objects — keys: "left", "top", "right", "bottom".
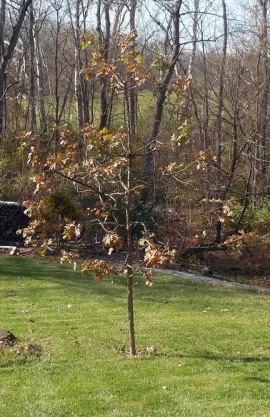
[
  {"left": 143, "top": 271, "right": 153, "bottom": 287},
  {"left": 60, "top": 250, "right": 78, "bottom": 270},
  {"left": 173, "top": 75, "right": 192, "bottom": 94},
  {"left": 103, "top": 233, "right": 123, "bottom": 255},
  {"left": 81, "top": 259, "right": 117, "bottom": 281},
  {"left": 224, "top": 230, "right": 259, "bottom": 248},
  {"left": 63, "top": 222, "right": 84, "bottom": 241},
  {"left": 139, "top": 237, "right": 179, "bottom": 268},
  {"left": 195, "top": 150, "right": 218, "bottom": 170}
]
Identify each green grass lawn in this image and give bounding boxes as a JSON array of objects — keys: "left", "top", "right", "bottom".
[{"left": 0, "top": 255, "right": 269, "bottom": 417}]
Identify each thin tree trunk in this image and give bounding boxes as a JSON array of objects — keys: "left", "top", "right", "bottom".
[
  {"left": 74, "top": 0, "right": 84, "bottom": 128},
  {"left": 54, "top": 6, "right": 61, "bottom": 152},
  {"left": 125, "top": 175, "right": 136, "bottom": 356},
  {"left": 97, "top": 0, "right": 110, "bottom": 130},
  {"left": 0, "top": 0, "right": 6, "bottom": 135},
  {"left": 259, "top": 0, "right": 269, "bottom": 174},
  {"left": 201, "top": 33, "right": 209, "bottom": 149},
  {"left": 144, "top": 0, "right": 182, "bottom": 183},
  {"left": 125, "top": 83, "right": 136, "bottom": 356},
  {"left": 216, "top": 0, "right": 227, "bottom": 174},
  {"left": 128, "top": 0, "right": 137, "bottom": 137},
  {"left": 34, "top": 25, "right": 47, "bottom": 133},
  {"left": 0, "top": 0, "right": 33, "bottom": 136},
  {"left": 29, "top": 3, "right": 36, "bottom": 131},
  {"left": 214, "top": 0, "right": 227, "bottom": 242},
  {"left": 81, "top": 0, "right": 90, "bottom": 125}
]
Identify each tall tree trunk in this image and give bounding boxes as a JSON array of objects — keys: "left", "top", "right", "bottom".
[
  {"left": 187, "top": 0, "right": 201, "bottom": 148},
  {"left": 34, "top": 24, "right": 47, "bottom": 133},
  {"left": 201, "top": 32, "right": 209, "bottom": 150},
  {"left": 128, "top": 0, "right": 137, "bottom": 137},
  {"left": 259, "top": 0, "right": 269, "bottom": 174},
  {"left": 0, "top": 0, "right": 33, "bottom": 136},
  {"left": 80, "top": 0, "right": 90, "bottom": 125},
  {"left": 97, "top": 0, "right": 110, "bottom": 130},
  {"left": 125, "top": 83, "right": 136, "bottom": 356},
  {"left": 0, "top": 0, "right": 6, "bottom": 135},
  {"left": 215, "top": 0, "right": 227, "bottom": 242},
  {"left": 216, "top": 0, "right": 227, "bottom": 174},
  {"left": 54, "top": 5, "right": 61, "bottom": 152},
  {"left": 75, "top": 0, "right": 84, "bottom": 128},
  {"left": 144, "top": 0, "right": 182, "bottom": 186},
  {"left": 29, "top": 3, "right": 36, "bottom": 131}
]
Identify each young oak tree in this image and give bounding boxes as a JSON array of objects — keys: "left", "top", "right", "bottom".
[{"left": 19, "top": 29, "right": 190, "bottom": 356}]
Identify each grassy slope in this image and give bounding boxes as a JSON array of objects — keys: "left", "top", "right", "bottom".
[{"left": 0, "top": 255, "right": 269, "bottom": 417}]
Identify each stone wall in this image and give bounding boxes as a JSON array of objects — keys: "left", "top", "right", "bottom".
[{"left": 0, "top": 201, "right": 29, "bottom": 243}]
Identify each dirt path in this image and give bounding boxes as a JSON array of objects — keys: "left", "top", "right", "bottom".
[{"left": 154, "top": 269, "right": 270, "bottom": 294}]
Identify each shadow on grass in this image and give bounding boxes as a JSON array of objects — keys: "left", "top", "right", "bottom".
[
  {"left": 244, "top": 377, "right": 270, "bottom": 383},
  {"left": 145, "top": 349, "right": 270, "bottom": 364},
  {"left": 0, "top": 255, "right": 199, "bottom": 300},
  {"left": 0, "top": 255, "right": 267, "bottom": 304},
  {"left": 176, "top": 352, "right": 270, "bottom": 363}
]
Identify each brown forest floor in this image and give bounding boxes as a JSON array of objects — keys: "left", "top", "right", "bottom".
[{"left": 203, "top": 242, "right": 270, "bottom": 288}]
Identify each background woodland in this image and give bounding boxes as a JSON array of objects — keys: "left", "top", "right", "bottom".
[{"left": 1, "top": 0, "right": 270, "bottom": 261}]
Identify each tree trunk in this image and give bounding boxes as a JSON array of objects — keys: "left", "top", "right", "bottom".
[
  {"left": 216, "top": 0, "right": 227, "bottom": 174},
  {"left": 125, "top": 124, "right": 136, "bottom": 356},
  {"left": 29, "top": 3, "right": 36, "bottom": 131},
  {"left": 259, "top": 0, "right": 269, "bottom": 175},
  {"left": 0, "top": 0, "right": 33, "bottom": 136},
  {"left": 144, "top": 0, "right": 182, "bottom": 186},
  {"left": 125, "top": 184, "right": 136, "bottom": 356},
  {"left": 97, "top": 0, "right": 110, "bottom": 130},
  {"left": 74, "top": 0, "right": 84, "bottom": 128},
  {"left": 34, "top": 24, "right": 47, "bottom": 133},
  {"left": 128, "top": 0, "right": 137, "bottom": 137},
  {"left": 0, "top": 0, "right": 6, "bottom": 135}
]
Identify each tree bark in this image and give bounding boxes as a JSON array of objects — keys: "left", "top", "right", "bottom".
[
  {"left": 128, "top": 0, "right": 137, "bottom": 137},
  {"left": 216, "top": 0, "right": 227, "bottom": 174},
  {"left": 97, "top": 0, "right": 111, "bottom": 130},
  {"left": 29, "top": 3, "right": 36, "bottom": 131},
  {"left": 34, "top": 23, "right": 47, "bottom": 133},
  {"left": 144, "top": 0, "right": 182, "bottom": 186},
  {"left": 75, "top": 0, "right": 84, "bottom": 128},
  {"left": 0, "top": 0, "right": 33, "bottom": 136},
  {"left": 126, "top": 132, "right": 136, "bottom": 356},
  {"left": 259, "top": 0, "right": 269, "bottom": 174}
]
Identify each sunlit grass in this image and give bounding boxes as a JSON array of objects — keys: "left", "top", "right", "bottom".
[{"left": 0, "top": 255, "right": 269, "bottom": 417}]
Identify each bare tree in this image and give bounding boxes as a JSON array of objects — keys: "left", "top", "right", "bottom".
[
  {"left": 68, "top": 0, "right": 92, "bottom": 128},
  {"left": 29, "top": 2, "right": 37, "bottom": 131},
  {"left": 258, "top": 0, "right": 269, "bottom": 174},
  {"left": 144, "top": 0, "right": 182, "bottom": 186},
  {"left": 216, "top": 0, "right": 228, "bottom": 174}
]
